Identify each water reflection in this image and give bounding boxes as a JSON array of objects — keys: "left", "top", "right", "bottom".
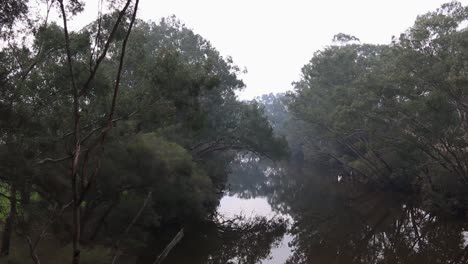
[
  {"left": 218, "top": 195, "right": 294, "bottom": 264},
  {"left": 218, "top": 195, "right": 278, "bottom": 219},
  {"left": 274, "top": 166, "right": 468, "bottom": 264},
  {"left": 226, "top": 160, "right": 468, "bottom": 264},
  {"left": 151, "top": 160, "right": 468, "bottom": 263},
  {"left": 156, "top": 195, "right": 288, "bottom": 264},
  {"left": 286, "top": 196, "right": 468, "bottom": 264}
]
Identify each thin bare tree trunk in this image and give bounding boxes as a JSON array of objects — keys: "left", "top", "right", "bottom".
[
  {"left": 26, "top": 236, "right": 41, "bottom": 264},
  {"left": 153, "top": 229, "right": 184, "bottom": 264},
  {"left": 111, "top": 191, "right": 151, "bottom": 264},
  {"left": 25, "top": 201, "right": 73, "bottom": 264},
  {"left": 57, "top": 0, "right": 81, "bottom": 262},
  {"left": 57, "top": 0, "right": 139, "bottom": 263}
]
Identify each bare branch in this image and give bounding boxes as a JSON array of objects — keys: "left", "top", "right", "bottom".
[
  {"left": 111, "top": 190, "right": 151, "bottom": 264},
  {"left": 153, "top": 229, "right": 184, "bottom": 264},
  {"left": 89, "top": 0, "right": 104, "bottom": 72},
  {"left": 26, "top": 236, "right": 41, "bottom": 264},
  {"left": 57, "top": 1, "right": 82, "bottom": 263},
  {"left": 79, "top": 0, "right": 140, "bottom": 205},
  {"left": 34, "top": 155, "right": 72, "bottom": 166},
  {"left": 20, "top": 0, "right": 56, "bottom": 81},
  {"left": 26, "top": 201, "right": 73, "bottom": 264},
  {"left": 79, "top": 0, "right": 133, "bottom": 97},
  {"left": 57, "top": 0, "right": 79, "bottom": 96}
]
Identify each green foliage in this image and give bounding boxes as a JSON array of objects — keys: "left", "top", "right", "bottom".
[
  {"left": 5, "top": 241, "right": 111, "bottom": 264},
  {"left": 98, "top": 133, "right": 218, "bottom": 231},
  {"left": 0, "top": 0, "right": 28, "bottom": 39},
  {"left": 0, "top": 2, "right": 288, "bottom": 259},
  {"left": 288, "top": 1, "right": 468, "bottom": 212}
]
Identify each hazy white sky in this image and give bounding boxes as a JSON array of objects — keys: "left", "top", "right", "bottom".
[{"left": 62, "top": 0, "right": 468, "bottom": 99}]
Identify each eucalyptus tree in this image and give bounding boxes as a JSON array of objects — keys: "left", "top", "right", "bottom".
[
  {"left": 1, "top": 2, "right": 288, "bottom": 262},
  {"left": 289, "top": 2, "right": 468, "bottom": 207},
  {"left": 1, "top": 0, "right": 141, "bottom": 262}
]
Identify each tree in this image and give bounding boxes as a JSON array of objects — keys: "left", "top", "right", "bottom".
[
  {"left": 289, "top": 1, "right": 468, "bottom": 212},
  {"left": 0, "top": 0, "right": 29, "bottom": 39},
  {"left": 1, "top": 2, "right": 288, "bottom": 262}
]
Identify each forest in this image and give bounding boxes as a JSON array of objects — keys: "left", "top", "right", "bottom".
[{"left": 2, "top": 0, "right": 468, "bottom": 263}]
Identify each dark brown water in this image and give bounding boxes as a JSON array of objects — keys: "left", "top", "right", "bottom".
[{"left": 152, "top": 166, "right": 468, "bottom": 264}]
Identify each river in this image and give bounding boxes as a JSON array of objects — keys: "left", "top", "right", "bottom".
[
  {"left": 155, "top": 166, "right": 468, "bottom": 264},
  {"left": 218, "top": 195, "right": 294, "bottom": 264}
]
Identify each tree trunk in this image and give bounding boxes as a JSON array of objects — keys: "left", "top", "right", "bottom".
[{"left": 1, "top": 182, "right": 17, "bottom": 256}]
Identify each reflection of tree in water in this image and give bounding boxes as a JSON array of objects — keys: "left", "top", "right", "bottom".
[
  {"left": 222, "top": 149, "right": 468, "bottom": 264},
  {"left": 208, "top": 216, "right": 288, "bottom": 264},
  {"left": 226, "top": 154, "right": 282, "bottom": 200},
  {"left": 158, "top": 215, "right": 287, "bottom": 264},
  {"left": 227, "top": 155, "right": 269, "bottom": 199},
  {"left": 227, "top": 153, "right": 299, "bottom": 217},
  {"left": 272, "top": 164, "right": 468, "bottom": 264}
]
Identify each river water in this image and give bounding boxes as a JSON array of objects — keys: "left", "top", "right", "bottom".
[
  {"left": 158, "top": 167, "right": 468, "bottom": 264},
  {"left": 217, "top": 195, "right": 294, "bottom": 264}
]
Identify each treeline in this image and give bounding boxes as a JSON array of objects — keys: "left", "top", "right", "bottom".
[
  {"left": 264, "top": 2, "right": 468, "bottom": 216},
  {"left": 0, "top": 1, "right": 287, "bottom": 263}
]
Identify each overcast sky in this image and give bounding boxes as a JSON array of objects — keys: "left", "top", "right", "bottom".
[{"left": 62, "top": 0, "right": 468, "bottom": 99}]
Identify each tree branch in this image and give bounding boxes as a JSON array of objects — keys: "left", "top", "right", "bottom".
[
  {"left": 79, "top": 0, "right": 140, "bottom": 205},
  {"left": 57, "top": 1, "right": 81, "bottom": 263},
  {"left": 111, "top": 190, "right": 151, "bottom": 264},
  {"left": 78, "top": 0, "right": 133, "bottom": 97}
]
